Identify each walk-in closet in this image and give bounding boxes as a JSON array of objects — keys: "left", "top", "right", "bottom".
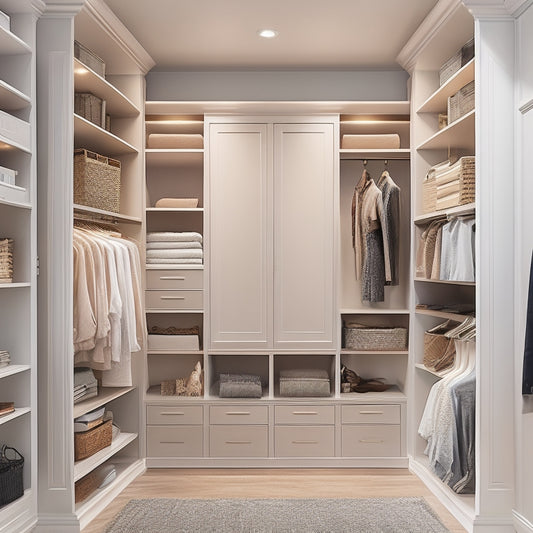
[{"left": 0, "top": 0, "right": 532, "bottom": 531}]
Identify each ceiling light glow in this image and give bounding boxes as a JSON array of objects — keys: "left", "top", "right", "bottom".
[{"left": 258, "top": 29, "right": 278, "bottom": 39}]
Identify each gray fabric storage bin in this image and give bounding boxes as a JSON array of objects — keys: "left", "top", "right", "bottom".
[{"left": 279, "top": 368, "right": 330, "bottom": 397}]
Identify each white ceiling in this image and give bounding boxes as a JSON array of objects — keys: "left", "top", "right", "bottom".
[{"left": 103, "top": 0, "right": 439, "bottom": 71}]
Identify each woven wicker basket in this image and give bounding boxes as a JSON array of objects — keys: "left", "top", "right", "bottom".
[
  {"left": 74, "top": 417, "right": 112, "bottom": 461},
  {"left": 74, "top": 41, "right": 105, "bottom": 77},
  {"left": 74, "top": 149, "right": 121, "bottom": 213},
  {"left": 344, "top": 324, "right": 407, "bottom": 351},
  {"left": 423, "top": 321, "right": 457, "bottom": 372},
  {"left": 0, "top": 446, "right": 23, "bottom": 507},
  {"left": 75, "top": 93, "right": 105, "bottom": 128},
  {"left": 75, "top": 469, "right": 101, "bottom": 503},
  {"left": 0, "top": 238, "right": 14, "bottom": 283}
]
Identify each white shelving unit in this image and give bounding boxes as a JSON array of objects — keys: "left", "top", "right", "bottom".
[{"left": 0, "top": 2, "right": 40, "bottom": 531}]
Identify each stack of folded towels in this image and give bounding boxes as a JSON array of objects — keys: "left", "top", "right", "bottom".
[
  {"left": 217, "top": 373, "right": 263, "bottom": 398},
  {"left": 146, "top": 232, "right": 203, "bottom": 265},
  {"left": 74, "top": 367, "right": 97, "bottom": 404},
  {"left": 0, "top": 350, "right": 10, "bottom": 369}
]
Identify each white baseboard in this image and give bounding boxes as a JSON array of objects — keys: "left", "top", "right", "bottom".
[
  {"left": 514, "top": 510, "right": 533, "bottom": 533},
  {"left": 35, "top": 515, "right": 80, "bottom": 533}
]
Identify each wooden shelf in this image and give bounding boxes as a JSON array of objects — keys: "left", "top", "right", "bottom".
[
  {"left": 0, "top": 26, "right": 31, "bottom": 56},
  {"left": 339, "top": 148, "right": 410, "bottom": 160},
  {"left": 74, "top": 114, "right": 138, "bottom": 155},
  {"left": 145, "top": 149, "right": 203, "bottom": 168},
  {"left": 0, "top": 364, "right": 30, "bottom": 379},
  {"left": 74, "top": 432, "right": 138, "bottom": 482},
  {"left": 73, "top": 387, "right": 135, "bottom": 419},
  {"left": 416, "top": 309, "right": 474, "bottom": 322},
  {"left": 74, "top": 58, "right": 140, "bottom": 117},
  {"left": 0, "top": 80, "right": 31, "bottom": 111},
  {"left": 146, "top": 207, "right": 204, "bottom": 213},
  {"left": 0, "top": 407, "right": 30, "bottom": 426},
  {"left": 341, "top": 350, "right": 408, "bottom": 355},
  {"left": 73, "top": 204, "right": 142, "bottom": 224},
  {"left": 417, "top": 110, "right": 475, "bottom": 152},
  {"left": 418, "top": 59, "right": 475, "bottom": 113},
  {"left": 414, "top": 203, "right": 475, "bottom": 224},
  {"left": 414, "top": 277, "right": 475, "bottom": 287}
]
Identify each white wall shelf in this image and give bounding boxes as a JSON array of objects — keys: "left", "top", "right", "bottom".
[
  {"left": 147, "top": 350, "right": 204, "bottom": 356},
  {"left": 74, "top": 114, "right": 138, "bottom": 155},
  {"left": 145, "top": 149, "right": 203, "bottom": 168},
  {"left": 341, "top": 350, "right": 409, "bottom": 355},
  {"left": 73, "top": 386, "right": 135, "bottom": 419},
  {"left": 0, "top": 407, "right": 30, "bottom": 426},
  {"left": 415, "top": 309, "right": 473, "bottom": 322},
  {"left": 0, "top": 282, "right": 31, "bottom": 289},
  {"left": 416, "top": 110, "right": 475, "bottom": 152},
  {"left": 0, "top": 196, "right": 32, "bottom": 210},
  {"left": 73, "top": 204, "right": 142, "bottom": 224},
  {"left": 414, "top": 203, "right": 475, "bottom": 224},
  {"left": 0, "top": 79, "right": 31, "bottom": 111},
  {"left": 340, "top": 308, "right": 410, "bottom": 314},
  {"left": 414, "top": 363, "right": 445, "bottom": 378},
  {"left": 146, "top": 207, "right": 204, "bottom": 213},
  {"left": 0, "top": 364, "right": 30, "bottom": 379},
  {"left": 74, "top": 58, "right": 140, "bottom": 117},
  {"left": 0, "top": 25, "right": 31, "bottom": 55},
  {"left": 73, "top": 432, "right": 138, "bottom": 482},
  {"left": 146, "top": 264, "right": 204, "bottom": 270},
  {"left": 339, "top": 148, "right": 411, "bottom": 160},
  {"left": 414, "top": 277, "right": 475, "bottom": 287}
]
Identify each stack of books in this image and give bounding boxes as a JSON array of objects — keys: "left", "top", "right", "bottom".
[
  {"left": 0, "top": 402, "right": 15, "bottom": 417},
  {"left": 0, "top": 350, "right": 10, "bottom": 369}
]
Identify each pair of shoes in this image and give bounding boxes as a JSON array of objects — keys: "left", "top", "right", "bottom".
[{"left": 341, "top": 365, "right": 392, "bottom": 393}]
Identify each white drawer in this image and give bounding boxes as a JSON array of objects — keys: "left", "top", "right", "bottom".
[
  {"left": 146, "top": 269, "right": 203, "bottom": 290},
  {"left": 145, "top": 289, "right": 203, "bottom": 310},
  {"left": 341, "top": 425, "right": 401, "bottom": 457},
  {"left": 210, "top": 405, "right": 268, "bottom": 425},
  {"left": 147, "top": 425, "right": 203, "bottom": 457},
  {"left": 275, "top": 405, "right": 334, "bottom": 425},
  {"left": 275, "top": 426, "right": 335, "bottom": 457},
  {"left": 147, "top": 405, "right": 203, "bottom": 425},
  {"left": 341, "top": 404, "right": 400, "bottom": 425},
  {"left": 209, "top": 425, "right": 268, "bottom": 457}
]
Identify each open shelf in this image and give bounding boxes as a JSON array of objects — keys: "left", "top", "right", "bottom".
[
  {"left": 73, "top": 432, "right": 138, "bottom": 482},
  {"left": 415, "top": 308, "right": 473, "bottom": 322},
  {"left": 339, "top": 148, "right": 410, "bottom": 160},
  {"left": 74, "top": 58, "right": 140, "bottom": 117},
  {"left": 414, "top": 203, "right": 475, "bottom": 224},
  {"left": 0, "top": 79, "right": 31, "bottom": 111},
  {"left": 340, "top": 308, "right": 410, "bottom": 315},
  {"left": 0, "top": 364, "right": 30, "bottom": 379},
  {"left": 145, "top": 264, "right": 203, "bottom": 270},
  {"left": 0, "top": 283, "right": 31, "bottom": 289},
  {"left": 418, "top": 59, "right": 475, "bottom": 114},
  {"left": 339, "top": 386, "right": 407, "bottom": 402},
  {"left": 0, "top": 406, "right": 30, "bottom": 426},
  {"left": 147, "top": 350, "right": 204, "bottom": 356},
  {"left": 146, "top": 207, "right": 204, "bottom": 213},
  {"left": 414, "top": 277, "right": 475, "bottom": 287},
  {"left": 341, "top": 350, "right": 408, "bottom": 355},
  {"left": 417, "top": 110, "right": 475, "bottom": 152},
  {"left": 0, "top": 25, "right": 31, "bottom": 55},
  {"left": 74, "top": 114, "right": 138, "bottom": 155},
  {"left": 73, "top": 204, "right": 142, "bottom": 224},
  {"left": 145, "top": 149, "right": 203, "bottom": 168},
  {"left": 73, "top": 387, "right": 135, "bottom": 419},
  {"left": 415, "top": 363, "right": 446, "bottom": 378}
]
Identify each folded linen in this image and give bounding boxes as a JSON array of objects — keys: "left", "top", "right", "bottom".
[
  {"left": 341, "top": 134, "right": 400, "bottom": 149},
  {"left": 146, "top": 241, "right": 202, "bottom": 250},
  {"left": 219, "top": 380, "right": 262, "bottom": 398},
  {"left": 147, "top": 231, "right": 202, "bottom": 243},
  {"left": 279, "top": 368, "right": 330, "bottom": 397},
  {"left": 146, "top": 249, "right": 203, "bottom": 259},
  {"left": 155, "top": 198, "right": 199, "bottom": 208},
  {"left": 220, "top": 373, "right": 262, "bottom": 384},
  {"left": 146, "top": 258, "right": 203, "bottom": 264}
]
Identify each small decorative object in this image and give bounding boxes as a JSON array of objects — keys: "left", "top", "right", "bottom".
[
  {"left": 175, "top": 378, "right": 187, "bottom": 395},
  {"left": 161, "top": 380, "right": 176, "bottom": 396},
  {"left": 185, "top": 361, "right": 203, "bottom": 397},
  {"left": 438, "top": 114, "right": 448, "bottom": 130},
  {"left": 0, "top": 445, "right": 24, "bottom": 506},
  {"left": 341, "top": 365, "right": 392, "bottom": 393},
  {"left": 0, "top": 238, "right": 14, "bottom": 284},
  {"left": 0, "top": 402, "right": 14, "bottom": 417}
]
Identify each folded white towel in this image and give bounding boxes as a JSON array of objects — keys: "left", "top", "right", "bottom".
[
  {"left": 146, "top": 241, "right": 202, "bottom": 250},
  {"left": 146, "top": 249, "right": 203, "bottom": 259},
  {"left": 146, "top": 258, "right": 203, "bottom": 264},
  {"left": 147, "top": 232, "right": 202, "bottom": 243}
]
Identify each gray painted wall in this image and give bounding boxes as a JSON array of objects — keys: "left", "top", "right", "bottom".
[{"left": 146, "top": 69, "right": 409, "bottom": 101}]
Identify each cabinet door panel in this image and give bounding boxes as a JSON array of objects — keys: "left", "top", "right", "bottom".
[
  {"left": 273, "top": 123, "right": 335, "bottom": 348},
  {"left": 208, "top": 123, "right": 272, "bottom": 348}
]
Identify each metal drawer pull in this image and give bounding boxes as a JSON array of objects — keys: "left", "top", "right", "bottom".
[
  {"left": 292, "top": 440, "right": 318, "bottom": 444},
  {"left": 161, "top": 441, "right": 185, "bottom": 444},
  {"left": 225, "top": 441, "right": 252, "bottom": 445},
  {"left": 226, "top": 411, "right": 251, "bottom": 415},
  {"left": 160, "top": 296, "right": 186, "bottom": 300},
  {"left": 359, "top": 439, "right": 385, "bottom": 444},
  {"left": 161, "top": 412, "right": 185, "bottom": 415},
  {"left": 292, "top": 411, "right": 318, "bottom": 415},
  {"left": 359, "top": 411, "right": 384, "bottom": 415},
  {"left": 160, "top": 276, "right": 186, "bottom": 280}
]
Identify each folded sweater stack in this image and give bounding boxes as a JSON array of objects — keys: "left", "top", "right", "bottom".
[
  {"left": 146, "top": 232, "right": 203, "bottom": 265},
  {"left": 74, "top": 367, "right": 97, "bottom": 404},
  {"left": 217, "top": 373, "right": 263, "bottom": 398}
]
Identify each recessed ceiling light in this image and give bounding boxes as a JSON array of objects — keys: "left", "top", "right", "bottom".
[{"left": 258, "top": 29, "right": 278, "bottom": 39}]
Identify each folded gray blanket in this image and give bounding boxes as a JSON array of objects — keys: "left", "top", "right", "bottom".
[{"left": 216, "top": 373, "right": 263, "bottom": 398}]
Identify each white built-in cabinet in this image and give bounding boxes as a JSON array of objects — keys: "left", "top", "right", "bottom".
[
  {"left": 0, "top": 2, "right": 41, "bottom": 531},
  {"left": 208, "top": 118, "right": 335, "bottom": 351}
]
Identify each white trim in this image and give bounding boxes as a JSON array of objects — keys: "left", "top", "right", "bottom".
[
  {"left": 519, "top": 98, "right": 533, "bottom": 114},
  {"left": 513, "top": 510, "right": 533, "bottom": 533},
  {"left": 35, "top": 515, "right": 80, "bottom": 533},
  {"left": 463, "top": 0, "right": 531, "bottom": 17}
]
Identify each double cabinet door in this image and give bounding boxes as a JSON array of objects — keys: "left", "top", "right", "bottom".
[{"left": 208, "top": 118, "right": 336, "bottom": 350}]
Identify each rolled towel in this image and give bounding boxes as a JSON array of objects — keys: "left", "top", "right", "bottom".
[
  {"left": 146, "top": 249, "right": 203, "bottom": 260},
  {"left": 146, "top": 241, "right": 202, "bottom": 250},
  {"left": 147, "top": 232, "right": 202, "bottom": 243}
]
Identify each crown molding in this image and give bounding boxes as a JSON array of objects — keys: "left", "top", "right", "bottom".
[
  {"left": 82, "top": 0, "right": 155, "bottom": 74},
  {"left": 396, "top": 0, "right": 463, "bottom": 72},
  {"left": 42, "top": 0, "right": 85, "bottom": 16},
  {"left": 463, "top": 0, "right": 531, "bottom": 16}
]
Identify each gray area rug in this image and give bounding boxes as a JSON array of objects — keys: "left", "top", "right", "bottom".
[{"left": 105, "top": 497, "right": 450, "bottom": 532}]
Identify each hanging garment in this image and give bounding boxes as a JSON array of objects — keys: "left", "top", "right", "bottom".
[
  {"left": 450, "top": 217, "right": 475, "bottom": 282},
  {"left": 377, "top": 171, "right": 401, "bottom": 285},
  {"left": 352, "top": 177, "right": 391, "bottom": 302},
  {"left": 523, "top": 252, "right": 533, "bottom": 394}
]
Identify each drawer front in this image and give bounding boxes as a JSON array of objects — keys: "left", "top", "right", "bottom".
[
  {"left": 341, "top": 425, "right": 401, "bottom": 457},
  {"left": 147, "top": 405, "right": 203, "bottom": 425},
  {"left": 341, "top": 404, "right": 400, "bottom": 425},
  {"left": 145, "top": 289, "right": 203, "bottom": 310},
  {"left": 146, "top": 269, "right": 203, "bottom": 290},
  {"left": 147, "top": 425, "right": 203, "bottom": 457},
  {"left": 275, "top": 405, "right": 334, "bottom": 425},
  {"left": 209, "top": 426, "right": 268, "bottom": 457},
  {"left": 275, "top": 426, "right": 335, "bottom": 457},
  {"left": 210, "top": 405, "right": 268, "bottom": 425}
]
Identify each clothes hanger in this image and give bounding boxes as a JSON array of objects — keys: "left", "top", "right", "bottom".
[{"left": 356, "top": 159, "right": 371, "bottom": 189}]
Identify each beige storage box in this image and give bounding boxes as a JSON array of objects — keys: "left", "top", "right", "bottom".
[
  {"left": 74, "top": 40, "right": 105, "bottom": 77},
  {"left": 147, "top": 134, "right": 203, "bottom": 149},
  {"left": 341, "top": 134, "right": 400, "bottom": 150},
  {"left": 147, "top": 334, "right": 199, "bottom": 351}
]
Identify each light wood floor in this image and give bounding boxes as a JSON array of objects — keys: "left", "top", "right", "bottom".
[{"left": 83, "top": 468, "right": 467, "bottom": 532}]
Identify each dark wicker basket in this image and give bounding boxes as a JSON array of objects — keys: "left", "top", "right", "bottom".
[{"left": 0, "top": 446, "right": 24, "bottom": 507}]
